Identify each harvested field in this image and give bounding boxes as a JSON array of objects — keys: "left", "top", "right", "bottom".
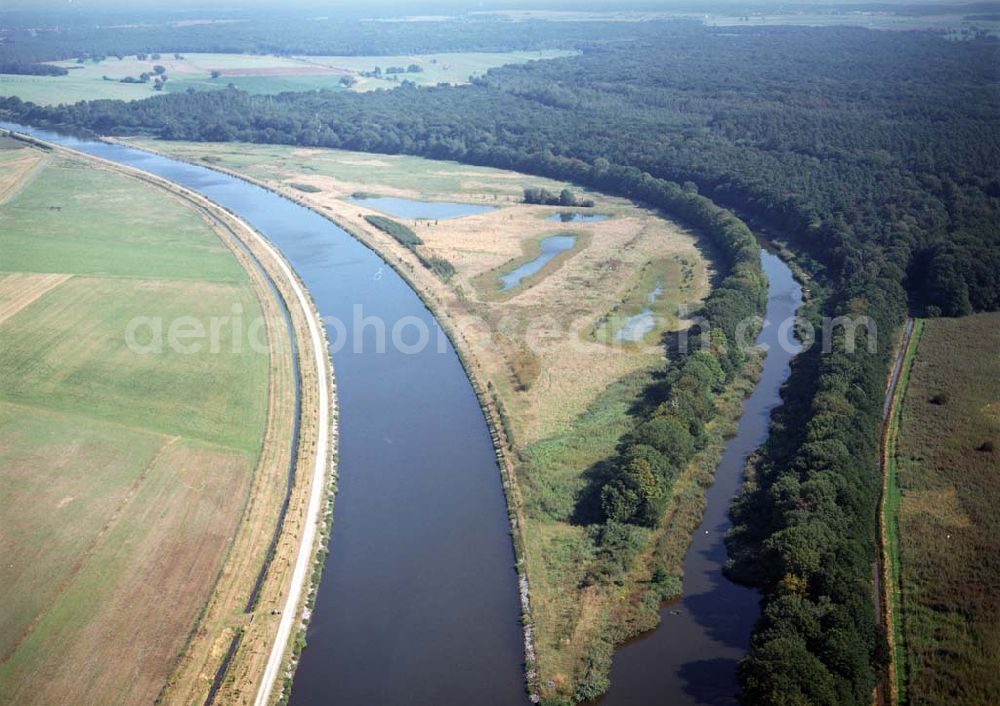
[
  {"left": 0, "top": 276, "right": 267, "bottom": 448},
  {"left": 0, "top": 158, "right": 246, "bottom": 281},
  {"left": 214, "top": 66, "right": 347, "bottom": 76},
  {"left": 0, "top": 148, "right": 46, "bottom": 205},
  {"left": 0, "top": 425, "right": 254, "bottom": 706},
  {"left": 0, "top": 272, "right": 71, "bottom": 324},
  {"left": 894, "top": 312, "right": 1000, "bottom": 706}
]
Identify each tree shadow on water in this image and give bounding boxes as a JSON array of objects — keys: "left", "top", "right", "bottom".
[{"left": 677, "top": 657, "right": 741, "bottom": 706}]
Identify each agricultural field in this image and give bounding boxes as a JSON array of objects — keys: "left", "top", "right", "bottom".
[
  {"left": 0, "top": 50, "right": 574, "bottom": 106},
  {"left": 0, "top": 140, "right": 279, "bottom": 705},
  {"left": 124, "top": 137, "right": 714, "bottom": 697},
  {"left": 894, "top": 312, "right": 1000, "bottom": 705},
  {"left": 703, "top": 11, "right": 1000, "bottom": 33}
]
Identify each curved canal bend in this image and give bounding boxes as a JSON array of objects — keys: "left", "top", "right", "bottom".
[
  {"left": 4, "top": 124, "right": 803, "bottom": 706},
  {"left": 4, "top": 123, "right": 525, "bottom": 705}
]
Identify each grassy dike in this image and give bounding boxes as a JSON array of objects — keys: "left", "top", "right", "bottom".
[
  {"left": 107, "top": 136, "right": 572, "bottom": 701},
  {"left": 7, "top": 132, "right": 342, "bottom": 706}
]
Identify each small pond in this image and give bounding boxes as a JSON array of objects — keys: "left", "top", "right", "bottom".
[
  {"left": 547, "top": 212, "right": 609, "bottom": 222},
  {"left": 500, "top": 235, "right": 576, "bottom": 291},
  {"left": 348, "top": 195, "right": 497, "bottom": 220},
  {"left": 614, "top": 284, "right": 664, "bottom": 342}
]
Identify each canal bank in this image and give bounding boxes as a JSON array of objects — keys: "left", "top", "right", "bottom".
[{"left": 102, "top": 133, "right": 546, "bottom": 702}]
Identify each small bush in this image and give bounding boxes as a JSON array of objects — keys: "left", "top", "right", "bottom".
[
  {"left": 364, "top": 214, "right": 422, "bottom": 248},
  {"left": 422, "top": 255, "right": 455, "bottom": 281}
]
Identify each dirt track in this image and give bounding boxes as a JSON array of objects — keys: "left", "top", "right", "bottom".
[{"left": 877, "top": 316, "right": 916, "bottom": 706}]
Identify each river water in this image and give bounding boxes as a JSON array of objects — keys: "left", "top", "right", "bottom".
[{"left": 3, "top": 123, "right": 803, "bottom": 706}]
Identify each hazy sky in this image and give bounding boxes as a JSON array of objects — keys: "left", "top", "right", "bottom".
[{"left": 3, "top": 0, "right": 923, "bottom": 12}]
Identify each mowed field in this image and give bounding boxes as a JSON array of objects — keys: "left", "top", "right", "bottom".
[
  {"left": 895, "top": 312, "right": 1000, "bottom": 705},
  {"left": 0, "top": 50, "right": 573, "bottom": 105},
  {"left": 0, "top": 138, "right": 271, "bottom": 705},
  {"left": 126, "top": 137, "right": 713, "bottom": 696}
]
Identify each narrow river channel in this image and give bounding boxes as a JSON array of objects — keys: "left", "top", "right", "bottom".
[
  {"left": 597, "top": 249, "right": 803, "bottom": 706},
  {"left": 4, "top": 123, "right": 803, "bottom": 706}
]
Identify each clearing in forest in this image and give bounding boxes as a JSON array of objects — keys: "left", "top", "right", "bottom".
[{"left": 0, "top": 50, "right": 574, "bottom": 105}]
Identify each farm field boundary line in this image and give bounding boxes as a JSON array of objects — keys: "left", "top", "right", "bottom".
[{"left": 0, "top": 149, "right": 49, "bottom": 206}]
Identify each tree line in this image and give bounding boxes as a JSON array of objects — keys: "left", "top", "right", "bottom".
[
  {"left": 0, "top": 62, "right": 68, "bottom": 76},
  {"left": 0, "top": 9, "right": 656, "bottom": 66}
]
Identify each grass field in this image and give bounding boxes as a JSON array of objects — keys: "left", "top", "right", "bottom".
[
  {"left": 125, "top": 137, "right": 713, "bottom": 701},
  {"left": 0, "top": 50, "right": 574, "bottom": 105},
  {"left": 0, "top": 143, "right": 274, "bottom": 705},
  {"left": 894, "top": 312, "right": 1000, "bottom": 706}
]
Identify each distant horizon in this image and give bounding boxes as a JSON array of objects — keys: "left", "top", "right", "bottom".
[{"left": 3, "top": 0, "right": 993, "bottom": 14}]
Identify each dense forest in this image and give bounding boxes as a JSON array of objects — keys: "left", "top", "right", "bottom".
[
  {"left": 0, "top": 9, "right": 651, "bottom": 63},
  {"left": 3, "top": 20, "right": 997, "bottom": 705}
]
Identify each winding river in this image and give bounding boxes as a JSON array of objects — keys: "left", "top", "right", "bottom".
[{"left": 3, "top": 123, "right": 803, "bottom": 706}]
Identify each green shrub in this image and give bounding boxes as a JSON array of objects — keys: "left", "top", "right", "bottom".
[{"left": 364, "top": 214, "right": 422, "bottom": 248}]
